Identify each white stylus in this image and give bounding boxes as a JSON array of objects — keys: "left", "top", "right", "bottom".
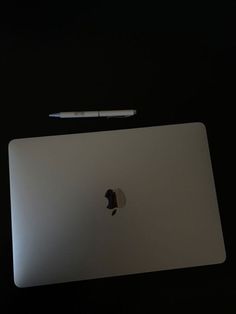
[{"left": 49, "top": 110, "right": 136, "bottom": 118}]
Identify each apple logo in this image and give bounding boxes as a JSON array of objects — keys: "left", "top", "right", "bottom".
[{"left": 105, "top": 188, "right": 126, "bottom": 216}]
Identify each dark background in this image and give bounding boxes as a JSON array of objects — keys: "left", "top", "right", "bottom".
[{"left": 0, "top": 2, "right": 235, "bottom": 312}]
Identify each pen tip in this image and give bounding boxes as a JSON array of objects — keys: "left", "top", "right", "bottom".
[{"left": 49, "top": 113, "right": 59, "bottom": 118}]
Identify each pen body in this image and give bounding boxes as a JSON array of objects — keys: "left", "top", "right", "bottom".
[
  {"left": 52, "top": 110, "right": 136, "bottom": 118},
  {"left": 60, "top": 111, "right": 99, "bottom": 118}
]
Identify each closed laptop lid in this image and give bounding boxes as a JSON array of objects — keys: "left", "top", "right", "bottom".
[{"left": 8, "top": 123, "right": 226, "bottom": 287}]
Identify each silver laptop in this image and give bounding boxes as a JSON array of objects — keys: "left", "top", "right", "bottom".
[{"left": 8, "top": 123, "right": 226, "bottom": 288}]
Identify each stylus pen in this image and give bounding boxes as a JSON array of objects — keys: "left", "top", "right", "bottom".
[{"left": 49, "top": 110, "right": 136, "bottom": 118}]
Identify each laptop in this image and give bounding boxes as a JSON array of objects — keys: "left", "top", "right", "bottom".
[{"left": 8, "top": 123, "right": 226, "bottom": 288}]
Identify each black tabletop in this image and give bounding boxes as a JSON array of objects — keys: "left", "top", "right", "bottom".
[{"left": 1, "top": 3, "right": 235, "bottom": 313}]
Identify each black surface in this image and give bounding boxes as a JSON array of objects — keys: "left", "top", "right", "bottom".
[{"left": 1, "top": 2, "right": 235, "bottom": 312}]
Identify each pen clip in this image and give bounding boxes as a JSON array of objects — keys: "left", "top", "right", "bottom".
[{"left": 107, "top": 115, "right": 131, "bottom": 119}]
